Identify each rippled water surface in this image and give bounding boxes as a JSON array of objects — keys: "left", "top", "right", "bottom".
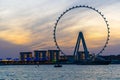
[{"left": 0, "top": 65, "right": 120, "bottom": 80}]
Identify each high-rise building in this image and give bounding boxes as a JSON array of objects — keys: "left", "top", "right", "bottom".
[
  {"left": 48, "top": 50, "right": 60, "bottom": 61},
  {"left": 20, "top": 52, "right": 32, "bottom": 61},
  {"left": 34, "top": 50, "right": 47, "bottom": 61}
]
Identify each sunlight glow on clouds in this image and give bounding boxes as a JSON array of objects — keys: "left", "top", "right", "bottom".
[
  {"left": 0, "top": 29, "right": 31, "bottom": 45},
  {"left": 0, "top": 0, "right": 120, "bottom": 57}
]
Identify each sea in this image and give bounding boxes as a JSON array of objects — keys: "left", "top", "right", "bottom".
[{"left": 0, "top": 65, "right": 120, "bottom": 80}]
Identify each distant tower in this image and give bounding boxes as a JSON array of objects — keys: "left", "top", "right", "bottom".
[{"left": 73, "top": 32, "right": 89, "bottom": 61}]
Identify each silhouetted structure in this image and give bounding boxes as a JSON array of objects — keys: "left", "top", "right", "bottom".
[
  {"left": 65, "top": 55, "right": 74, "bottom": 63},
  {"left": 34, "top": 50, "right": 47, "bottom": 61},
  {"left": 76, "top": 51, "right": 85, "bottom": 61},
  {"left": 20, "top": 52, "right": 32, "bottom": 61},
  {"left": 74, "top": 32, "right": 89, "bottom": 61},
  {"left": 48, "top": 50, "right": 60, "bottom": 62}
]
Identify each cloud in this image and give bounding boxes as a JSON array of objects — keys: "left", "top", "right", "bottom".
[
  {"left": 0, "top": 0, "right": 120, "bottom": 58},
  {"left": 0, "top": 18, "right": 32, "bottom": 45}
]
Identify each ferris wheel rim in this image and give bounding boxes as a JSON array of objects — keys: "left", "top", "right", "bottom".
[{"left": 53, "top": 5, "right": 110, "bottom": 56}]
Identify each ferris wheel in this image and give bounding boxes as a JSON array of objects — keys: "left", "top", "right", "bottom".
[{"left": 53, "top": 5, "right": 110, "bottom": 57}]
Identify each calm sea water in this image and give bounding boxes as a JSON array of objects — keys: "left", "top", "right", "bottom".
[{"left": 0, "top": 65, "right": 120, "bottom": 80}]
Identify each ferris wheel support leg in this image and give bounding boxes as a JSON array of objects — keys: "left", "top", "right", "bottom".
[{"left": 73, "top": 32, "right": 90, "bottom": 61}]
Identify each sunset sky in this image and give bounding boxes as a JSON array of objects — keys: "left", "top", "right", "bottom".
[{"left": 0, "top": 0, "right": 120, "bottom": 58}]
